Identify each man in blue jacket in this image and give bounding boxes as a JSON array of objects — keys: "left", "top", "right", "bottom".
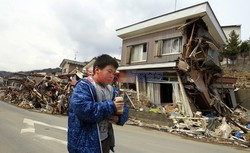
[{"left": 68, "top": 54, "right": 129, "bottom": 153}]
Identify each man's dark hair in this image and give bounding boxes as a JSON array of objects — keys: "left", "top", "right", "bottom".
[{"left": 93, "top": 54, "right": 119, "bottom": 71}]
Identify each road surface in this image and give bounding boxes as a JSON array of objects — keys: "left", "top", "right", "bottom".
[{"left": 0, "top": 100, "right": 249, "bottom": 153}]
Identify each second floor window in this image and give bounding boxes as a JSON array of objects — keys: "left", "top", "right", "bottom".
[
  {"left": 130, "top": 43, "right": 147, "bottom": 62},
  {"left": 155, "top": 37, "right": 182, "bottom": 56},
  {"left": 162, "top": 38, "right": 181, "bottom": 54}
]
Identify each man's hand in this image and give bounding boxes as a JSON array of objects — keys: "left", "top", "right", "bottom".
[
  {"left": 114, "top": 97, "right": 124, "bottom": 114},
  {"left": 109, "top": 115, "right": 119, "bottom": 123}
]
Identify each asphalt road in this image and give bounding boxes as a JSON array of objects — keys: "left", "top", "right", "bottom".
[{"left": 0, "top": 100, "right": 249, "bottom": 153}]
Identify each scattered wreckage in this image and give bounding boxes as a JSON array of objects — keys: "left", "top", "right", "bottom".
[{"left": 0, "top": 73, "right": 76, "bottom": 114}]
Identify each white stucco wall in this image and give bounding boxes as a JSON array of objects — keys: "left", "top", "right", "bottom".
[{"left": 222, "top": 26, "right": 241, "bottom": 41}]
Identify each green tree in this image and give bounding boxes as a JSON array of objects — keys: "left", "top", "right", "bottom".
[
  {"left": 240, "top": 40, "right": 250, "bottom": 65},
  {"left": 224, "top": 30, "right": 241, "bottom": 66}
]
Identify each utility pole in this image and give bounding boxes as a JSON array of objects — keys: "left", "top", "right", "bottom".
[
  {"left": 175, "top": 0, "right": 177, "bottom": 11},
  {"left": 74, "top": 50, "right": 78, "bottom": 61}
]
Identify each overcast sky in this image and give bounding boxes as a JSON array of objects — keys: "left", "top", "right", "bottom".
[{"left": 0, "top": 0, "right": 249, "bottom": 72}]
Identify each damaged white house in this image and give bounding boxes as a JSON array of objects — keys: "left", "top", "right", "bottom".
[{"left": 116, "top": 2, "right": 231, "bottom": 116}]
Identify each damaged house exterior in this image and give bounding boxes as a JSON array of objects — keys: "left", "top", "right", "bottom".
[
  {"left": 116, "top": 2, "right": 231, "bottom": 117},
  {"left": 60, "top": 59, "right": 87, "bottom": 74}
]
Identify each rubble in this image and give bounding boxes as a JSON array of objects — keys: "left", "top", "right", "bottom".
[
  {"left": 126, "top": 104, "right": 250, "bottom": 148},
  {"left": 174, "top": 19, "right": 250, "bottom": 146},
  {"left": 122, "top": 84, "right": 249, "bottom": 147},
  {"left": 1, "top": 73, "right": 75, "bottom": 114},
  {"left": 223, "top": 69, "right": 250, "bottom": 89},
  {"left": 120, "top": 89, "right": 152, "bottom": 111},
  {"left": 127, "top": 110, "right": 250, "bottom": 147}
]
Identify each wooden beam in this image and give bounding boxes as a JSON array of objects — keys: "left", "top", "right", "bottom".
[
  {"left": 177, "top": 73, "right": 193, "bottom": 117},
  {"left": 185, "top": 23, "right": 196, "bottom": 58},
  {"left": 135, "top": 74, "right": 140, "bottom": 101},
  {"left": 125, "top": 92, "right": 136, "bottom": 109}
]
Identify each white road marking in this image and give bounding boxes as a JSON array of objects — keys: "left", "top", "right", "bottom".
[
  {"left": 21, "top": 118, "right": 35, "bottom": 134},
  {"left": 22, "top": 118, "right": 67, "bottom": 132},
  {"left": 21, "top": 118, "right": 67, "bottom": 145},
  {"left": 36, "top": 134, "right": 67, "bottom": 145},
  {"left": 20, "top": 127, "right": 35, "bottom": 134}
]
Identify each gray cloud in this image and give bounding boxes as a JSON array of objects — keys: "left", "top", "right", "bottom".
[{"left": 0, "top": 0, "right": 249, "bottom": 71}]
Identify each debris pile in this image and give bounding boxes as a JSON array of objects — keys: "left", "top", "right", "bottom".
[
  {"left": 174, "top": 18, "right": 250, "bottom": 146},
  {"left": 1, "top": 73, "right": 75, "bottom": 114},
  {"left": 118, "top": 89, "right": 151, "bottom": 112},
  {"left": 127, "top": 105, "right": 250, "bottom": 147},
  {"left": 223, "top": 69, "right": 250, "bottom": 89}
]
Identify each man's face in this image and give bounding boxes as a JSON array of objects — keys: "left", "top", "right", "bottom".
[{"left": 95, "top": 65, "right": 117, "bottom": 86}]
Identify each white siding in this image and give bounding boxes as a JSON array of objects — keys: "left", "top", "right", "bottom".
[{"left": 222, "top": 26, "right": 241, "bottom": 41}]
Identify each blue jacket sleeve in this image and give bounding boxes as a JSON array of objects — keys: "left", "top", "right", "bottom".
[
  {"left": 70, "top": 81, "right": 116, "bottom": 123},
  {"left": 117, "top": 105, "right": 129, "bottom": 126},
  {"left": 111, "top": 87, "right": 129, "bottom": 126}
]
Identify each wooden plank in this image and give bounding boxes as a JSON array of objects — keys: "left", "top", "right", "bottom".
[
  {"left": 177, "top": 73, "right": 193, "bottom": 117},
  {"left": 185, "top": 23, "right": 196, "bottom": 58},
  {"left": 135, "top": 74, "right": 140, "bottom": 101},
  {"left": 177, "top": 16, "right": 203, "bottom": 30},
  {"left": 125, "top": 92, "right": 136, "bottom": 109}
]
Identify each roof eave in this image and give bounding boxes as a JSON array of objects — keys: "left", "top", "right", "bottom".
[
  {"left": 59, "top": 59, "right": 66, "bottom": 68},
  {"left": 116, "top": 2, "right": 226, "bottom": 46}
]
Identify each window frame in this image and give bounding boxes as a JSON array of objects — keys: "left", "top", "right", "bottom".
[
  {"left": 130, "top": 43, "right": 148, "bottom": 63},
  {"left": 156, "top": 37, "right": 182, "bottom": 56}
]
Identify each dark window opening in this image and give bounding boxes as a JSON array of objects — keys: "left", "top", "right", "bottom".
[
  {"left": 143, "top": 44, "right": 147, "bottom": 52},
  {"left": 123, "top": 83, "right": 136, "bottom": 91},
  {"left": 222, "top": 91, "right": 233, "bottom": 108},
  {"left": 160, "top": 84, "right": 173, "bottom": 103}
]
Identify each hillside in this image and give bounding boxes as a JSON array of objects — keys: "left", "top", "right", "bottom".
[{"left": 0, "top": 68, "right": 61, "bottom": 79}]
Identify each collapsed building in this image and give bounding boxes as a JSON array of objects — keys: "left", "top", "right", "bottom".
[
  {"left": 116, "top": 2, "right": 227, "bottom": 115},
  {"left": 1, "top": 72, "right": 76, "bottom": 114},
  {"left": 1, "top": 58, "right": 91, "bottom": 113},
  {"left": 116, "top": 2, "right": 250, "bottom": 145}
]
